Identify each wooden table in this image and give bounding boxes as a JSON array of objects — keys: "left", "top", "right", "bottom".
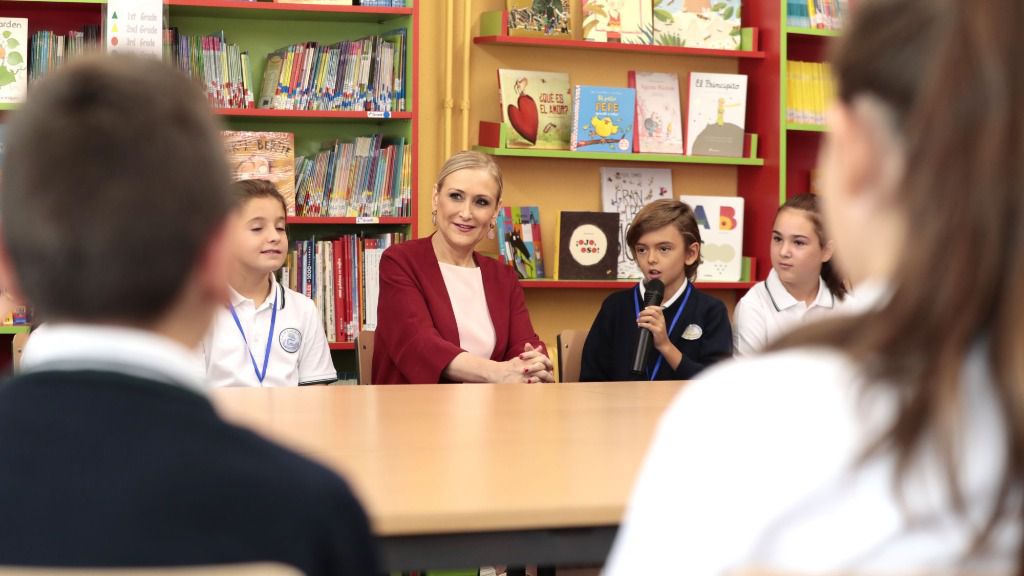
[{"left": 211, "top": 381, "right": 684, "bottom": 570}]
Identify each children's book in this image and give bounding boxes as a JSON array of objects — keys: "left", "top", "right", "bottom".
[
  {"left": 571, "top": 85, "right": 636, "bottom": 153},
  {"left": 680, "top": 194, "right": 744, "bottom": 281},
  {"left": 686, "top": 72, "right": 747, "bottom": 157},
  {"left": 629, "top": 71, "right": 683, "bottom": 154},
  {"left": 498, "top": 69, "right": 572, "bottom": 150},
  {"left": 600, "top": 167, "right": 673, "bottom": 278},
  {"left": 555, "top": 211, "right": 619, "bottom": 280},
  {"left": 496, "top": 206, "right": 545, "bottom": 279},
  {"left": 222, "top": 131, "right": 297, "bottom": 215},
  {"left": 507, "top": 0, "right": 573, "bottom": 39},
  {"left": 0, "top": 18, "right": 28, "bottom": 104},
  {"left": 581, "top": 0, "right": 653, "bottom": 44},
  {"left": 653, "top": 0, "right": 742, "bottom": 50}
]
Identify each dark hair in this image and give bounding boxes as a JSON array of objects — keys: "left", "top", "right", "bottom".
[
  {"left": 774, "top": 0, "right": 1024, "bottom": 566},
  {"left": 626, "top": 199, "right": 702, "bottom": 282},
  {"left": 233, "top": 179, "right": 287, "bottom": 215},
  {"left": 776, "top": 193, "right": 848, "bottom": 300},
  {"left": 1, "top": 54, "right": 232, "bottom": 323}
]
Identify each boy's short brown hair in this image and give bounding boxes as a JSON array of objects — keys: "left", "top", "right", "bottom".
[
  {"left": 625, "top": 199, "right": 703, "bottom": 282},
  {"left": 232, "top": 179, "right": 288, "bottom": 215},
  {"left": 1, "top": 54, "right": 232, "bottom": 323}
]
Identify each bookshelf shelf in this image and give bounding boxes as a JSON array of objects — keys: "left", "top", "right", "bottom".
[
  {"left": 0, "top": 326, "right": 31, "bottom": 335},
  {"left": 473, "top": 35, "right": 766, "bottom": 60},
  {"left": 519, "top": 279, "right": 756, "bottom": 290},
  {"left": 213, "top": 109, "right": 414, "bottom": 121},
  {"left": 166, "top": 0, "right": 413, "bottom": 22},
  {"left": 786, "top": 122, "right": 827, "bottom": 133},
  {"left": 328, "top": 342, "right": 356, "bottom": 351},
  {"left": 786, "top": 26, "right": 842, "bottom": 37},
  {"left": 473, "top": 146, "right": 764, "bottom": 166},
  {"left": 287, "top": 217, "right": 413, "bottom": 225}
]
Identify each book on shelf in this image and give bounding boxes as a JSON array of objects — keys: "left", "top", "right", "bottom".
[
  {"left": 30, "top": 25, "right": 101, "bottom": 86},
  {"left": 787, "top": 60, "right": 832, "bottom": 125},
  {"left": 294, "top": 135, "right": 411, "bottom": 218},
  {"left": 581, "top": 0, "right": 653, "bottom": 44},
  {"left": 571, "top": 85, "right": 636, "bottom": 153},
  {"left": 600, "top": 167, "right": 673, "bottom": 279},
  {"left": 222, "top": 131, "right": 297, "bottom": 216},
  {"left": 507, "top": 0, "right": 573, "bottom": 39},
  {"left": 256, "top": 30, "right": 406, "bottom": 113},
  {"left": 496, "top": 206, "right": 545, "bottom": 279},
  {"left": 164, "top": 28, "right": 256, "bottom": 109},
  {"left": 283, "top": 233, "right": 407, "bottom": 343},
  {"left": 685, "top": 72, "right": 747, "bottom": 157},
  {"left": 798, "top": 0, "right": 848, "bottom": 30},
  {"left": 680, "top": 194, "right": 743, "bottom": 282},
  {"left": 629, "top": 70, "right": 682, "bottom": 154},
  {"left": 0, "top": 18, "right": 29, "bottom": 105},
  {"left": 653, "top": 0, "right": 742, "bottom": 50},
  {"left": 555, "top": 211, "right": 619, "bottom": 280},
  {"left": 497, "top": 69, "right": 572, "bottom": 150}
]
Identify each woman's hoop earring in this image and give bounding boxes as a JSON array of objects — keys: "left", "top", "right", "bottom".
[{"left": 431, "top": 209, "right": 437, "bottom": 226}]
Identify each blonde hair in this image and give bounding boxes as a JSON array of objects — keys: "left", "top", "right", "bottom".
[{"left": 434, "top": 150, "right": 503, "bottom": 201}]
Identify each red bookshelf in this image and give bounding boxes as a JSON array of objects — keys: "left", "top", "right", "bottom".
[
  {"left": 214, "top": 109, "right": 414, "bottom": 121},
  {"left": 329, "top": 342, "right": 356, "bottom": 351},
  {"left": 473, "top": 35, "right": 765, "bottom": 60},
  {"left": 287, "top": 217, "right": 414, "bottom": 225},
  {"left": 166, "top": 0, "right": 413, "bottom": 21}
]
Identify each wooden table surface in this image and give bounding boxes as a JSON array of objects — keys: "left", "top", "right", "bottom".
[{"left": 210, "top": 381, "right": 684, "bottom": 537}]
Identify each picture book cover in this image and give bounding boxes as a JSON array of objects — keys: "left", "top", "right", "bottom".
[
  {"left": 629, "top": 71, "right": 683, "bottom": 154},
  {"left": 581, "top": 0, "right": 654, "bottom": 44},
  {"left": 0, "top": 18, "right": 28, "bottom": 104},
  {"left": 498, "top": 69, "right": 572, "bottom": 150},
  {"left": 497, "top": 206, "right": 545, "bottom": 279},
  {"left": 600, "top": 167, "right": 673, "bottom": 278},
  {"left": 507, "top": 0, "right": 573, "bottom": 39},
  {"left": 571, "top": 85, "right": 636, "bottom": 153},
  {"left": 653, "top": 0, "right": 742, "bottom": 49},
  {"left": 555, "top": 211, "right": 619, "bottom": 280},
  {"left": 680, "top": 194, "right": 743, "bottom": 281},
  {"left": 222, "top": 131, "right": 297, "bottom": 215},
  {"left": 686, "top": 72, "right": 747, "bottom": 157}
]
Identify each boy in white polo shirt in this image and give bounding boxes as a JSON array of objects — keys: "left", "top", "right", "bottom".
[{"left": 201, "top": 179, "right": 336, "bottom": 387}]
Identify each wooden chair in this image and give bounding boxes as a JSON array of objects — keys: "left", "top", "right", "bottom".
[
  {"left": 356, "top": 330, "right": 374, "bottom": 385},
  {"left": 11, "top": 331, "right": 29, "bottom": 373},
  {"left": 0, "top": 563, "right": 303, "bottom": 576},
  {"left": 556, "top": 329, "right": 589, "bottom": 383}
]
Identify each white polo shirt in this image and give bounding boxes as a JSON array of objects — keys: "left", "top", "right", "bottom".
[
  {"left": 201, "top": 276, "right": 337, "bottom": 387},
  {"left": 733, "top": 268, "right": 850, "bottom": 357}
]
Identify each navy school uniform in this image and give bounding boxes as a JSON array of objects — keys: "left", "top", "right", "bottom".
[{"left": 580, "top": 281, "right": 733, "bottom": 381}]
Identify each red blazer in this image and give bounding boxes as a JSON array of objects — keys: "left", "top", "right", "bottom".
[{"left": 372, "top": 235, "right": 545, "bottom": 384}]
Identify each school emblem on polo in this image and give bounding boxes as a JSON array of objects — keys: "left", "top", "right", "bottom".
[
  {"left": 681, "top": 324, "right": 703, "bottom": 341},
  {"left": 279, "top": 328, "right": 302, "bottom": 353}
]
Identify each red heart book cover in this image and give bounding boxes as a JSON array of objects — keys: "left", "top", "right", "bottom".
[{"left": 497, "top": 69, "right": 572, "bottom": 150}]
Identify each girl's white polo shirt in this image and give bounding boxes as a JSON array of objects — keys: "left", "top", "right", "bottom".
[{"left": 733, "top": 268, "right": 850, "bottom": 357}]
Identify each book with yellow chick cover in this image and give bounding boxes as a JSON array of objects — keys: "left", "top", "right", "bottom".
[{"left": 570, "top": 85, "right": 636, "bottom": 153}]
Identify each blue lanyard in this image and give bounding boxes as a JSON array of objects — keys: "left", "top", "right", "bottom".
[
  {"left": 633, "top": 283, "right": 692, "bottom": 380},
  {"left": 229, "top": 289, "right": 278, "bottom": 384}
]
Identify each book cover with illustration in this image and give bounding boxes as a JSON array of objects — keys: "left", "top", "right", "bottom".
[
  {"left": 571, "top": 86, "right": 636, "bottom": 153},
  {"left": 497, "top": 206, "right": 545, "bottom": 279},
  {"left": 498, "top": 69, "right": 572, "bottom": 150},
  {"left": 600, "top": 167, "right": 673, "bottom": 278},
  {"left": 222, "top": 131, "right": 297, "bottom": 215},
  {"left": 686, "top": 72, "right": 747, "bottom": 157},
  {"left": 629, "top": 71, "right": 683, "bottom": 154},
  {"left": 581, "top": 0, "right": 654, "bottom": 44},
  {"left": 680, "top": 194, "right": 743, "bottom": 281},
  {"left": 653, "top": 0, "right": 742, "bottom": 49},
  {"left": 507, "top": 0, "right": 573, "bottom": 39},
  {"left": 0, "top": 18, "right": 28, "bottom": 104},
  {"left": 555, "top": 211, "right": 619, "bottom": 280}
]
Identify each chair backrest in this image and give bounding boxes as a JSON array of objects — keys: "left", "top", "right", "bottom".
[
  {"left": 0, "top": 563, "right": 303, "bottom": 576},
  {"left": 557, "top": 328, "right": 589, "bottom": 383},
  {"left": 11, "top": 331, "right": 29, "bottom": 373},
  {"left": 357, "top": 330, "right": 375, "bottom": 385}
]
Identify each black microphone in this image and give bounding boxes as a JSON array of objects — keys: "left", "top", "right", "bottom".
[{"left": 631, "top": 279, "right": 665, "bottom": 376}]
